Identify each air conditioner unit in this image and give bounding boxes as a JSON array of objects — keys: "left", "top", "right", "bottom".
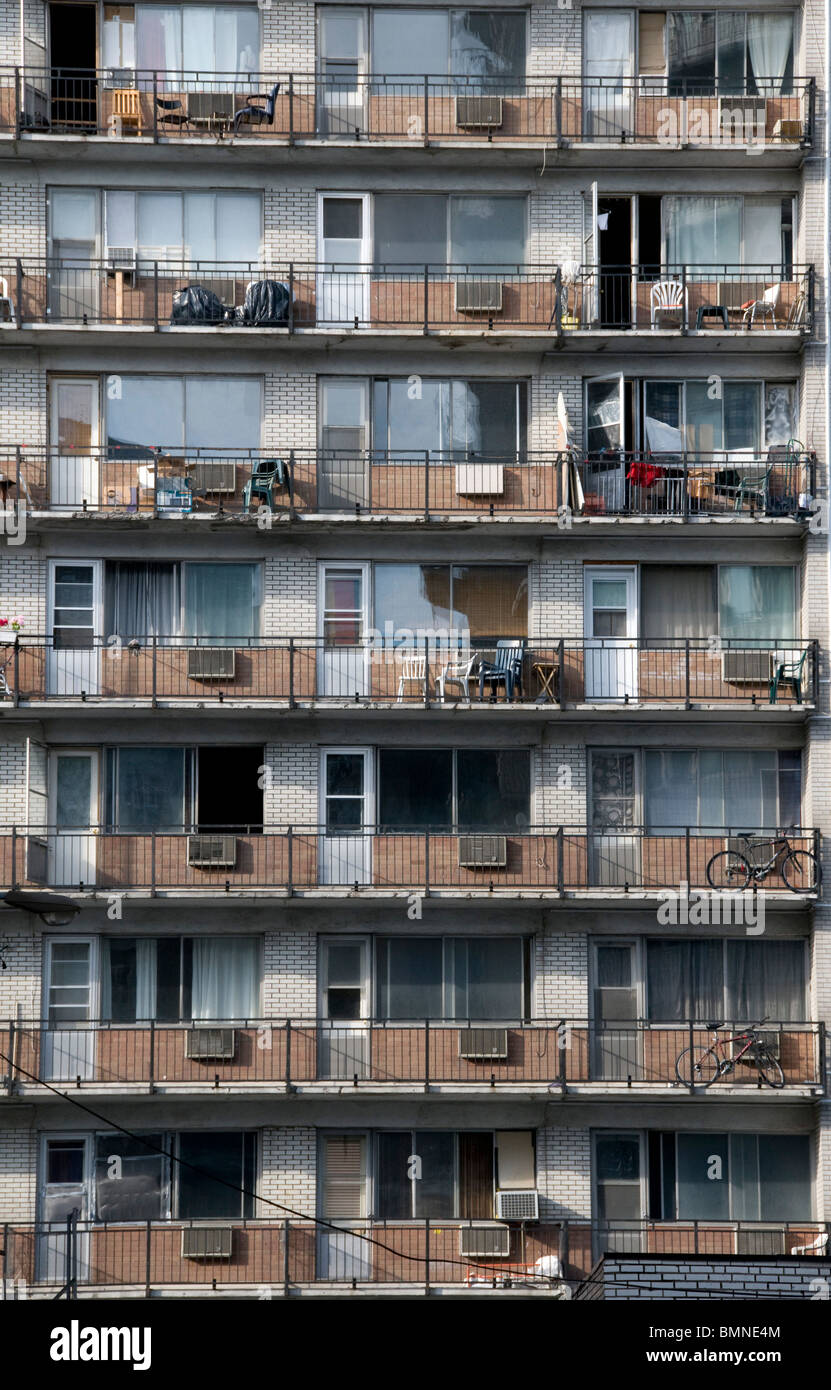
[
  {"left": 187, "top": 833, "right": 238, "bottom": 867},
  {"left": 107, "top": 246, "right": 137, "bottom": 273},
  {"left": 187, "top": 648, "right": 236, "bottom": 680},
  {"left": 458, "top": 1224, "right": 511, "bottom": 1257},
  {"left": 736, "top": 1029, "right": 782, "bottom": 1062},
  {"left": 454, "top": 279, "right": 503, "bottom": 313},
  {"left": 459, "top": 1027, "right": 509, "bottom": 1060},
  {"left": 455, "top": 95, "right": 504, "bottom": 128},
  {"left": 458, "top": 834, "right": 507, "bottom": 868},
  {"left": 181, "top": 1226, "right": 234, "bottom": 1259},
  {"left": 455, "top": 463, "right": 504, "bottom": 496},
  {"left": 190, "top": 461, "right": 237, "bottom": 494},
  {"left": 721, "top": 649, "right": 771, "bottom": 683},
  {"left": 496, "top": 1190, "right": 540, "bottom": 1222},
  {"left": 736, "top": 1228, "right": 785, "bottom": 1256},
  {"left": 185, "top": 1027, "right": 237, "bottom": 1060}
]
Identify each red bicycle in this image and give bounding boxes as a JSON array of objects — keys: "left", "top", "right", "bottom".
[{"left": 675, "top": 1019, "right": 784, "bottom": 1088}]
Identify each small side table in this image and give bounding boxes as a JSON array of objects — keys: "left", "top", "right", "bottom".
[
  {"left": 533, "top": 660, "right": 560, "bottom": 703},
  {"left": 696, "top": 304, "right": 729, "bottom": 331}
]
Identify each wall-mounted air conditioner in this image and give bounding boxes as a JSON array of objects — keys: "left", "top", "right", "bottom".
[
  {"left": 722, "top": 649, "right": 771, "bottom": 683},
  {"left": 454, "top": 279, "right": 503, "bottom": 313},
  {"left": 187, "top": 833, "right": 238, "bottom": 867},
  {"left": 181, "top": 1226, "right": 234, "bottom": 1258},
  {"left": 459, "top": 1028, "right": 509, "bottom": 1060},
  {"left": 455, "top": 96, "right": 503, "bottom": 128},
  {"left": 496, "top": 1190, "right": 540, "bottom": 1222},
  {"left": 187, "top": 649, "right": 236, "bottom": 680},
  {"left": 190, "top": 461, "right": 237, "bottom": 494},
  {"left": 455, "top": 463, "right": 505, "bottom": 496},
  {"left": 458, "top": 834, "right": 507, "bottom": 868},
  {"left": 107, "top": 246, "right": 137, "bottom": 274},
  {"left": 458, "top": 1224, "right": 511, "bottom": 1257},
  {"left": 185, "top": 1027, "right": 237, "bottom": 1060}
]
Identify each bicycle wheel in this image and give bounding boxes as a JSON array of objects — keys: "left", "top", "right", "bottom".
[
  {"left": 706, "top": 850, "right": 751, "bottom": 891},
  {"left": 675, "top": 1046, "right": 721, "bottom": 1087},
  {"left": 755, "top": 1050, "right": 785, "bottom": 1089},
  {"left": 782, "top": 850, "right": 822, "bottom": 894}
]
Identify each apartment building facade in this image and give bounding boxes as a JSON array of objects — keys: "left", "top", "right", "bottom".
[{"left": 0, "top": 0, "right": 829, "bottom": 1298}]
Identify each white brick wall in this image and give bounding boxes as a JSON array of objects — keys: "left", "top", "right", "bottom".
[
  {"left": 261, "top": 0, "right": 315, "bottom": 73},
  {"left": 0, "top": 735, "right": 28, "bottom": 825},
  {"left": 263, "top": 930, "right": 317, "bottom": 1016},
  {"left": 0, "top": 181, "right": 45, "bottom": 260},
  {"left": 533, "top": 930, "right": 589, "bottom": 1016},
  {"left": 264, "top": 744, "right": 318, "bottom": 829},
  {"left": 0, "top": 549, "right": 47, "bottom": 631},
  {"left": 529, "top": 557, "right": 583, "bottom": 637},
  {"left": 263, "top": 371, "right": 317, "bottom": 454},
  {"left": 529, "top": 4, "right": 582, "bottom": 77},
  {"left": 259, "top": 1125, "right": 317, "bottom": 1219},
  {"left": 263, "top": 553, "right": 317, "bottom": 637},
  {"left": 0, "top": 928, "right": 41, "bottom": 1019},
  {"left": 0, "top": 1128, "right": 38, "bottom": 1222},
  {"left": 536, "top": 1125, "right": 592, "bottom": 1221},
  {"left": 0, "top": 368, "right": 47, "bottom": 448},
  {"left": 533, "top": 744, "right": 587, "bottom": 824},
  {"left": 264, "top": 188, "right": 316, "bottom": 264}
]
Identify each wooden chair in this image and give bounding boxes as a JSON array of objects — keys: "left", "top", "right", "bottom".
[{"left": 112, "top": 88, "right": 140, "bottom": 134}]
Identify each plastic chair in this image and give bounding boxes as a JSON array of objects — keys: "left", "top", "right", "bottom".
[
  {"left": 478, "top": 639, "right": 525, "bottom": 702},
  {"left": 234, "top": 82, "right": 280, "bottom": 135},
  {"left": 396, "top": 651, "right": 426, "bottom": 702},
  {"left": 650, "top": 279, "right": 687, "bottom": 328},
  {"left": 155, "top": 95, "right": 189, "bottom": 131},
  {"left": 242, "top": 458, "right": 287, "bottom": 512},
  {"left": 732, "top": 463, "right": 773, "bottom": 512},
  {"left": 437, "top": 650, "right": 478, "bottom": 703},
  {"left": 770, "top": 647, "right": 809, "bottom": 704},
  {"left": 742, "top": 282, "right": 780, "bottom": 329}
]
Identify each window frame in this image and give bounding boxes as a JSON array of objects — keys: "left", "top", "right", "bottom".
[
  {"left": 371, "top": 192, "right": 529, "bottom": 269},
  {"left": 376, "top": 745, "right": 533, "bottom": 832},
  {"left": 638, "top": 936, "right": 809, "bottom": 1023},
  {"left": 370, "top": 934, "right": 530, "bottom": 1021}
]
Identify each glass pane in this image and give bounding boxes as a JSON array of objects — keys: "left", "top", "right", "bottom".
[
  {"left": 95, "top": 1134, "right": 164, "bottom": 1222},
  {"left": 719, "top": 566, "right": 796, "bottom": 641},
  {"left": 107, "top": 377, "right": 184, "bottom": 454},
  {"left": 184, "top": 562, "right": 259, "bottom": 641},
  {"left": 379, "top": 749, "right": 452, "bottom": 829},
  {"left": 764, "top": 385, "right": 796, "bottom": 447},
  {"left": 374, "top": 564, "right": 451, "bottom": 643},
  {"left": 215, "top": 193, "right": 262, "bottom": 264},
  {"left": 595, "top": 1134, "right": 640, "bottom": 1220},
  {"left": 414, "top": 1132, "right": 455, "bottom": 1217},
  {"left": 456, "top": 749, "right": 530, "bottom": 831},
  {"left": 685, "top": 379, "right": 723, "bottom": 452},
  {"left": 644, "top": 751, "right": 696, "bottom": 831},
  {"left": 676, "top": 1133, "right": 729, "bottom": 1219},
  {"left": 730, "top": 1132, "right": 759, "bottom": 1220},
  {"left": 326, "top": 754, "right": 364, "bottom": 797},
  {"left": 717, "top": 12, "right": 746, "bottom": 93},
  {"left": 377, "top": 1132, "right": 414, "bottom": 1218},
  {"left": 759, "top": 1135, "right": 811, "bottom": 1221},
  {"left": 56, "top": 758, "right": 92, "bottom": 828},
  {"left": 596, "top": 945, "right": 631, "bottom": 988},
  {"left": 647, "top": 940, "right": 724, "bottom": 1020},
  {"left": 641, "top": 566, "right": 717, "bottom": 642},
  {"left": 177, "top": 1132, "right": 245, "bottom": 1220},
  {"left": 47, "top": 1142, "right": 85, "bottom": 1185},
  {"left": 374, "top": 194, "right": 446, "bottom": 267},
  {"left": 113, "top": 747, "right": 185, "bottom": 831},
  {"left": 667, "top": 13, "right": 716, "bottom": 91},
  {"left": 455, "top": 938, "right": 523, "bottom": 1019},
  {"left": 135, "top": 5, "right": 183, "bottom": 73},
  {"left": 377, "top": 938, "right": 443, "bottom": 1018},
  {"left": 592, "top": 580, "right": 627, "bottom": 608},
  {"left": 185, "top": 376, "right": 261, "bottom": 451},
  {"left": 451, "top": 11, "right": 526, "bottom": 80},
  {"left": 450, "top": 196, "right": 525, "bottom": 267},
  {"left": 216, "top": 5, "right": 259, "bottom": 75},
  {"left": 51, "top": 190, "right": 98, "bottom": 243},
  {"left": 725, "top": 940, "right": 806, "bottom": 1021},
  {"left": 182, "top": 5, "right": 215, "bottom": 69},
  {"left": 586, "top": 378, "right": 622, "bottom": 451},
  {"left": 452, "top": 381, "right": 520, "bottom": 456},
  {"left": 323, "top": 198, "right": 363, "bottom": 241},
  {"left": 384, "top": 379, "right": 447, "bottom": 454},
  {"left": 106, "top": 191, "right": 135, "bottom": 250},
  {"left": 137, "top": 193, "right": 183, "bottom": 259},
  {"left": 372, "top": 10, "right": 449, "bottom": 77},
  {"left": 452, "top": 565, "right": 527, "bottom": 641},
  {"left": 743, "top": 198, "right": 783, "bottom": 269},
  {"left": 326, "top": 942, "right": 364, "bottom": 988},
  {"left": 722, "top": 750, "right": 778, "bottom": 831},
  {"left": 321, "top": 10, "right": 363, "bottom": 59}
]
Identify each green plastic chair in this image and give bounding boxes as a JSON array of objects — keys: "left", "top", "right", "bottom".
[
  {"left": 242, "top": 458, "right": 287, "bottom": 512},
  {"left": 769, "top": 647, "right": 809, "bottom": 704}
]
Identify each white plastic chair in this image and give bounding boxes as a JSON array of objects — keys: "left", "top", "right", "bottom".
[
  {"left": 437, "top": 650, "right": 478, "bottom": 703},
  {"left": 0, "top": 276, "right": 15, "bottom": 324},
  {"left": 396, "top": 651, "right": 426, "bottom": 702},
  {"left": 789, "top": 1231, "right": 829, "bottom": 1255},
  {"left": 742, "top": 282, "right": 780, "bottom": 329},
  {"left": 650, "top": 279, "right": 687, "bottom": 329}
]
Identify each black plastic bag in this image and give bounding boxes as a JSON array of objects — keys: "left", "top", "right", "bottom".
[
  {"left": 237, "top": 279, "right": 290, "bottom": 326},
  {"left": 169, "top": 284, "right": 227, "bottom": 325}
]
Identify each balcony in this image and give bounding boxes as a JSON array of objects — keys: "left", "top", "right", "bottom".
[
  {"left": 1, "top": 637, "right": 817, "bottom": 710},
  {"left": 1, "top": 70, "right": 815, "bottom": 155},
  {"left": 5, "top": 448, "right": 818, "bottom": 523},
  {"left": 2, "top": 1218, "right": 826, "bottom": 1297},
  {"left": 1, "top": 825, "right": 820, "bottom": 897},
  {"left": 0, "top": 260, "right": 815, "bottom": 340},
  {"left": 3, "top": 1018, "right": 823, "bottom": 1093}
]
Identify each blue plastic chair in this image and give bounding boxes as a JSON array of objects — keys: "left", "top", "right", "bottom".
[
  {"left": 243, "top": 458, "right": 287, "bottom": 512},
  {"left": 234, "top": 83, "right": 280, "bottom": 136},
  {"left": 478, "top": 640, "right": 525, "bottom": 702}
]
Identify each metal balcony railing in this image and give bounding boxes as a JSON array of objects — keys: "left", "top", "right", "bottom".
[
  {"left": 0, "top": 69, "right": 815, "bottom": 148},
  {"left": 2, "top": 1216, "right": 827, "bottom": 1297},
  {"left": 3, "top": 446, "right": 818, "bottom": 520},
  {"left": 0, "top": 259, "right": 815, "bottom": 333},
  {"left": 0, "top": 824, "right": 820, "bottom": 894},
  {"left": 0, "top": 636, "right": 818, "bottom": 707},
  {"left": 2, "top": 1018, "right": 823, "bottom": 1091}
]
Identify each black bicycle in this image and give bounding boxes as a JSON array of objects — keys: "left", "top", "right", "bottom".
[{"left": 706, "top": 832, "right": 821, "bottom": 895}]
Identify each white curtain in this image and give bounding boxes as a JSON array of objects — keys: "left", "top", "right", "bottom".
[
  {"left": 747, "top": 15, "right": 793, "bottom": 95},
  {"left": 136, "top": 940, "right": 157, "bottom": 1021},
  {"left": 664, "top": 197, "right": 742, "bottom": 271},
  {"left": 192, "top": 938, "right": 259, "bottom": 1020}
]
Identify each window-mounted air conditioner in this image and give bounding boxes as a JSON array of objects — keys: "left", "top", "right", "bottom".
[
  {"left": 459, "top": 1027, "right": 509, "bottom": 1060},
  {"left": 458, "top": 1224, "right": 511, "bottom": 1257},
  {"left": 496, "top": 1190, "right": 540, "bottom": 1222},
  {"left": 190, "top": 461, "right": 237, "bottom": 494},
  {"left": 181, "top": 1225, "right": 234, "bottom": 1258},
  {"left": 455, "top": 463, "right": 505, "bottom": 496},
  {"left": 721, "top": 649, "right": 771, "bottom": 683},
  {"left": 187, "top": 832, "right": 238, "bottom": 866},
  {"left": 185, "top": 1026, "right": 237, "bottom": 1060},
  {"left": 736, "top": 1228, "right": 786, "bottom": 1256},
  {"left": 455, "top": 96, "right": 503, "bottom": 128},
  {"left": 187, "top": 648, "right": 236, "bottom": 680},
  {"left": 458, "top": 834, "right": 507, "bottom": 868},
  {"left": 107, "top": 246, "right": 137, "bottom": 273},
  {"left": 454, "top": 279, "right": 503, "bottom": 313}
]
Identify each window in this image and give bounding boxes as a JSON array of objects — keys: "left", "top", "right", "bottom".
[
  {"left": 105, "top": 191, "right": 262, "bottom": 265},
  {"left": 105, "top": 561, "right": 262, "bottom": 644},
  {"left": 47, "top": 941, "right": 92, "bottom": 1025},
  {"left": 642, "top": 379, "right": 787, "bottom": 455},
  {"left": 639, "top": 564, "right": 797, "bottom": 642},
  {"left": 104, "top": 745, "right": 264, "bottom": 833},
  {"left": 103, "top": 5, "right": 136, "bottom": 70},
  {"left": 183, "top": 563, "right": 262, "bottom": 642},
  {"left": 646, "top": 939, "right": 807, "bottom": 1020},
  {"left": 373, "top": 194, "right": 526, "bottom": 268},
  {"left": 375, "top": 937, "right": 525, "bottom": 1019},
  {"left": 101, "top": 936, "right": 261, "bottom": 1022},
  {"left": 666, "top": 12, "right": 794, "bottom": 95},
  {"left": 95, "top": 1134, "right": 165, "bottom": 1222},
  {"left": 370, "top": 9, "right": 526, "bottom": 81},
  {"left": 595, "top": 1133, "right": 642, "bottom": 1221},
  {"left": 672, "top": 1133, "right": 811, "bottom": 1221},
  {"left": 135, "top": 4, "right": 259, "bottom": 78},
  {"left": 663, "top": 196, "right": 791, "bottom": 272},
  {"left": 371, "top": 378, "right": 527, "bottom": 458},
  {"left": 378, "top": 748, "right": 530, "bottom": 831},
  {"left": 105, "top": 375, "right": 262, "bottom": 457},
  {"left": 373, "top": 564, "right": 527, "bottom": 645},
  {"left": 719, "top": 565, "right": 798, "bottom": 643},
  {"left": 644, "top": 749, "right": 801, "bottom": 833},
  {"left": 177, "top": 1132, "right": 256, "bottom": 1220}
]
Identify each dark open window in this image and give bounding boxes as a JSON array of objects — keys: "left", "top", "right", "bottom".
[
  {"left": 177, "top": 1132, "right": 255, "bottom": 1220},
  {"left": 378, "top": 748, "right": 530, "bottom": 831}
]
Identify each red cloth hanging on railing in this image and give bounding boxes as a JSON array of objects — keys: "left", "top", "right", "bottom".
[{"left": 626, "top": 458, "right": 665, "bottom": 488}]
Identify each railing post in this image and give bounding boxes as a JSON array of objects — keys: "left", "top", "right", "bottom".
[
  {"left": 288, "top": 264, "right": 295, "bottom": 333},
  {"left": 10, "top": 826, "right": 16, "bottom": 890},
  {"left": 684, "top": 637, "right": 691, "bottom": 710},
  {"left": 423, "top": 264, "right": 429, "bottom": 335},
  {"left": 283, "top": 1218, "right": 290, "bottom": 1295},
  {"left": 144, "top": 1218, "right": 152, "bottom": 1297},
  {"left": 682, "top": 455, "right": 689, "bottom": 518},
  {"left": 423, "top": 75, "right": 429, "bottom": 146},
  {"left": 150, "top": 830, "right": 156, "bottom": 896},
  {"left": 557, "top": 825, "right": 564, "bottom": 896},
  {"left": 287, "top": 449, "right": 297, "bottom": 517},
  {"left": 13, "top": 635, "right": 19, "bottom": 709},
  {"left": 285, "top": 1018, "right": 292, "bottom": 1092},
  {"left": 287, "top": 825, "right": 293, "bottom": 894},
  {"left": 152, "top": 72, "right": 158, "bottom": 141},
  {"left": 424, "top": 1017, "right": 430, "bottom": 1093},
  {"left": 15, "top": 258, "right": 23, "bottom": 329},
  {"left": 808, "top": 264, "right": 815, "bottom": 328},
  {"left": 153, "top": 261, "right": 159, "bottom": 330},
  {"left": 813, "top": 639, "right": 820, "bottom": 705},
  {"left": 423, "top": 634, "right": 429, "bottom": 709},
  {"left": 6, "top": 1020, "right": 14, "bottom": 1095},
  {"left": 424, "top": 830, "right": 430, "bottom": 897},
  {"left": 13, "top": 67, "right": 21, "bottom": 139},
  {"left": 288, "top": 637, "right": 296, "bottom": 709},
  {"left": 687, "top": 1016, "right": 695, "bottom": 1095},
  {"left": 558, "top": 637, "right": 565, "bottom": 709},
  {"left": 559, "top": 1220, "right": 568, "bottom": 1280},
  {"left": 685, "top": 826, "right": 691, "bottom": 889},
  {"left": 554, "top": 265, "right": 562, "bottom": 337},
  {"left": 806, "top": 76, "right": 816, "bottom": 146},
  {"left": 288, "top": 73, "right": 294, "bottom": 145},
  {"left": 148, "top": 1019, "right": 155, "bottom": 1093},
  {"left": 2, "top": 1220, "right": 8, "bottom": 1298},
  {"left": 424, "top": 449, "right": 430, "bottom": 520},
  {"left": 558, "top": 1018, "right": 567, "bottom": 1090},
  {"left": 555, "top": 75, "right": 562, "bottom": 142},
  {"left": 424, "top": 1217, "right": 431, "bottom": 1295},
  {"left": 693, "top": 1219, "right": 699, "bottom": 1254},
  {"left": 680, "top": 264, "right": 687, "bottom": 333},
  {"left": 819, "top": 1020, "right": 826, "bottom": 1093},
  {"left": 151, "top": 633, "right": 157, "bottom": 708}
]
